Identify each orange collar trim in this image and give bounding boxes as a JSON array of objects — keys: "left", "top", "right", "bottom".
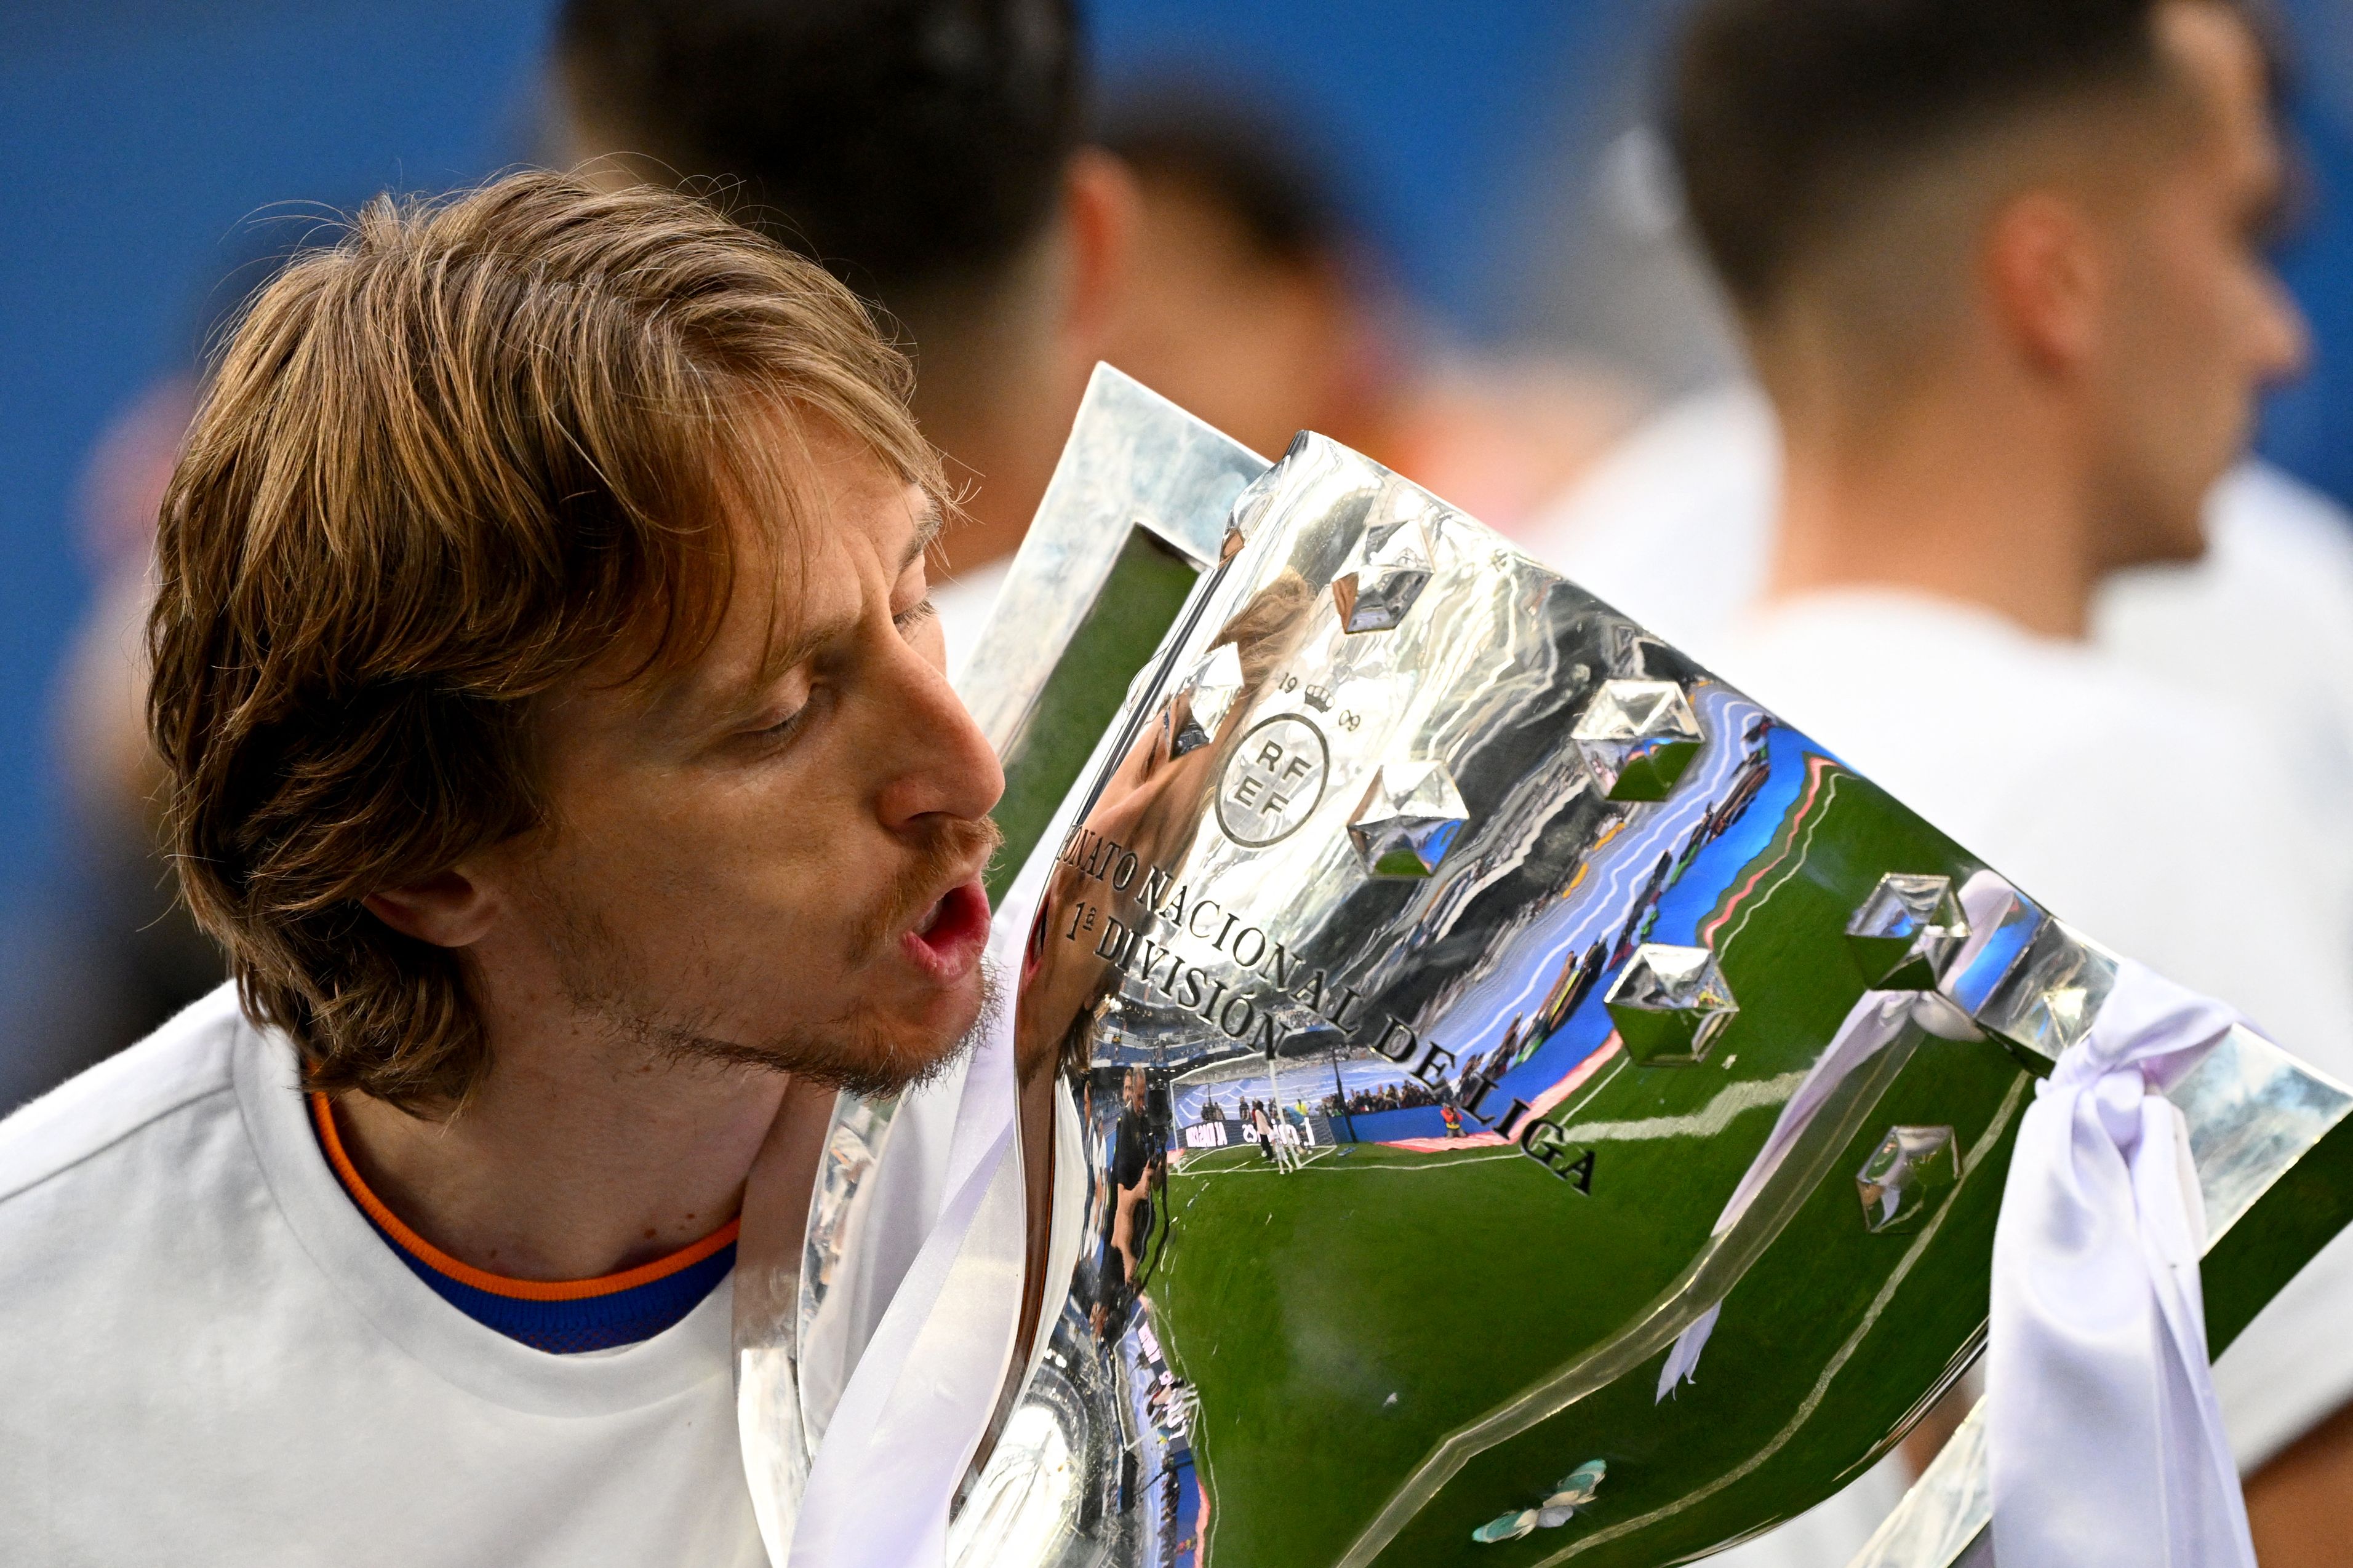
[{"left": 308, "top": 1092, "right": 741, "bottom": 1302}]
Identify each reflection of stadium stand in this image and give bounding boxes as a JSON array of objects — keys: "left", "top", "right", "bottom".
[
  {"left": 1612, "top": 719, "right": 1781, "bottom": 976},
  {"left": 1530, "top": 940, "right": 1606, "bottom": 1051},
  {"left": 1329, "top": 1079, "right": 1445, "bottom": 1116},
  {"left": 1335, "top": 739, "right": 1618, "bottom": 1017}
]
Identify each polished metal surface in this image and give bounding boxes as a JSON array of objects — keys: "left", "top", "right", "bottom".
[
  {"left": 946, "top": 425, "right": 2353, "bottom": 1568},
  {"left": 1848, "top": 1403, "right": 1994, "bottom": 1568},
  {"left": 734, "top": 370, "right": 1265, "bottom": 1564},
  {"left": 1845, "top": 1017, "right": 2353, "bottom": 1568},
  {"left": 736, "top": 1090, "right": 899, "bottom": 1565},
  {"left": 1845, "top": 875, "right": 1968, "bottom": 993},
  {"left": 958, "top": 366, "right": 1268, "bottom": 899}
]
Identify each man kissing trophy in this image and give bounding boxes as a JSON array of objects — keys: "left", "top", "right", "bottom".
[{"left": 741, "top": 368, "right": 2353, "bottom": 1568}]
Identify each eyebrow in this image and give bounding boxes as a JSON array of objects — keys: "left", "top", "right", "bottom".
[
  {"left": 692, "top": 493, "right": 948, "bottom": 726},
  {"left": 905, "top": 498, "right": 945, "bottom": 575}
]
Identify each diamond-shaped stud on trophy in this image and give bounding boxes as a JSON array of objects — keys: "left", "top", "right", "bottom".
[
  {"left": 1856, "top": 1125, "right": 1960, "bottom": 1233},
  {"left": 1604, "top": 942, "right": 1740, "bottom": 1065},
  {"left": 1845, "top": 873, "right": 1970, "bottom": 990},
  {"left": 1973, "top": 914, "right": 2121, "bottom": 1064},
  {"left": 1572, "top": 678, "right": 1706, "bottom": 801},
  {"left": 1346, "top": 762, "right": 1469, "bottom": 877},
  {"left": 1332, "top": 515, "right": 1437, "bottom": 633},
  {"left": 1170, "top": 643, "right": 1246, "bottom": 757}
]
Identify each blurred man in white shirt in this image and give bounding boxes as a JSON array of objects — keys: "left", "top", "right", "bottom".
[
  {"left": 1524, "top": 1, "right": 2353, "bottom": 1561},
  {"left": 1522, "top": 398, "right": 2353, "bottom": 945}
]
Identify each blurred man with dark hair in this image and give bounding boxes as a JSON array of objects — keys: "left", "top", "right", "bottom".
[
  {"left": 1095, "top": 94, "right": 1389, "bottom": 467},
  {"left": 1597, "top": 3, "right": 2353, "bottom": 1563},
  {"left": 1671, "top": 0, "right": 2303, "bottom": 608},
  {"left": 1095, "top": 89, "right": 1634, "bottom": 527},
  {"left": 552, "top": 0, "right": 1137, "bottom": 674}
]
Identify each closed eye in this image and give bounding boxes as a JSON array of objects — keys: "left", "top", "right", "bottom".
[
  {"left": 895, "top": 599, "right": 938, "bottom": 637},
  {"left": 750, "top": 704, "right": 808, "bottom": 742}
]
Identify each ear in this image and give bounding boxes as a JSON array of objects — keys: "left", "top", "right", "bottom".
[
  {"left": 1058, "top": 146, "right": 1143, "bottom": 354},
  {"left": 1980, "top": 189, "right": 2106, "bottom": 378},
  {"left": 362, "top": 867, "right": 501, "bottom": 950}
]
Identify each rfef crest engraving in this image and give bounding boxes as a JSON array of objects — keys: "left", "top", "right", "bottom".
[{"left": 1216, "top": 715, "right": 1330, "bottom": 846}]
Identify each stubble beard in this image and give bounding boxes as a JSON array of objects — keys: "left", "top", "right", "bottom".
[{"left": 525, "top": 816, "right": 1004, "bottom": 1099}]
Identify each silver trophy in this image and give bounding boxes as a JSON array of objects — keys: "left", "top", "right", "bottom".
[{"left": 745, "top": 369, "right": 2353, "bottom": 1568}]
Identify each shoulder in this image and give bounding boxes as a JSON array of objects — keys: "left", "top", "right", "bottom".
[
  {"left": 2211, "top": 463, "right": 2353, "bottom": 582},
  {"left": 0, "top": 982, "right": 252, "bottom": 1208},
  {"left": 1725, "top": 590, "right": 2179, "bottom": 745},
  {"left": 1719, "top": 591, "right": 2254, "bottom": 835}
]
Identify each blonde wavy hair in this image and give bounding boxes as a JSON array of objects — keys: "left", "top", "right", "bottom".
[{"left": 150, "top": 171, "right": 945, "bottom": 1112}]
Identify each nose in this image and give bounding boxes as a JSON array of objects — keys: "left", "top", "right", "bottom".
[
  {"left": 2252, "top": 269, "right": 2311, "bottom": 386},
  {"left": 869, "top": 624, "right": 1007, "bottom": 836}
]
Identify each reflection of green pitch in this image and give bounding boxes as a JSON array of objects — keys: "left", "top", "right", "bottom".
[{"left": 1143, "top": 766, "right": 2029, "bottom": 1567}]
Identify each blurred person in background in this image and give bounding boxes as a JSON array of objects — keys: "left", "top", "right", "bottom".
[
  {"left": 551, "top": 0, "right": 1133, "bottom": 675},
  {"left": 1095, "top": 91, "right": 1636, "bottom": 525},
  {"left": 1522, "top": 16, "right": 2353, "bottom": 976},
  {"left": 1563, "top": 3, "right": 2353, "bottom": 1564},
  {"left": 554, "top": 0, "right": 1631, "bottom": 658},
  {"left": 1095, "top": 94, "right": 1397, "bottom": 466},
  {"left": 14, "top": 379, "right": 217, "bottom": 1107}
]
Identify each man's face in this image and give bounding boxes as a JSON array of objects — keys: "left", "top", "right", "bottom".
[
  {"left": 2091, "top": 1, "right": 2307, "bottom": 566},
  {"left": 487, "top": 418, "right": 1005, "bottom": 1094}
]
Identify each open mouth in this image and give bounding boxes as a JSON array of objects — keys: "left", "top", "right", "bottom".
[{"left": 901, "top": 877, "right": 992, "bottom": 984}]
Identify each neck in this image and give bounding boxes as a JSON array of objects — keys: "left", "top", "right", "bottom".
[
  {"left": 1763, "top": 357, "right": 2101, "bottom": 640},
  {"left": 335, "top": 1005, "right": 790, "bottom": 1282}
]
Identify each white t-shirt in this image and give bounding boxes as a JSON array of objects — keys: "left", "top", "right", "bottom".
[
  {"left": 1513, "top": 383, "right": 1780, "bottom": 666},
  {"left": 0, "top": 984, "right": 765, "bottom": 1568},
  {"left": 2098, "top": 463, "right": 2353, "bottom": 926},
  {"left": 1693, "top": 588, "right": 2353, "bottom": 1562}
]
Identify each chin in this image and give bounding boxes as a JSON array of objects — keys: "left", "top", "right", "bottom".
[
  {"left": 675, "top": 975, "right": 988, "bottom": 1099},
  {"left": 869, "top": 969, "right": 992, "bottom": 1090},
  {"left": 922, "top": 971, "right": 991, "bottom": 1056}
]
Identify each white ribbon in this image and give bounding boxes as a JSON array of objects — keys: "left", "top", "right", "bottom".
[
  {"left": 1988, "top": 958, "right": 2254, "bottom": 1568},
  {"left": 778, "top": 804, "right": 1089, "bottom": 1568},
  {"left": 777, "top": 819, "right": 1058, "bottom": 1567},
  {"left": 1658, "top": 875, "right": 2028, "bottom": 1401},
  {"left": 1658, "top": 991, "right": 1915, "bottom": 1399},
  {"left": 783, "top": 965, "right": 1028, "bottom": 1568}
]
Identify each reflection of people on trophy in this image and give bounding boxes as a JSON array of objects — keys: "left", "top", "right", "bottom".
[
  {"left": 1264, "top": 1089, "right": 1310, "bottom": 1171},
  {"left": 1338, "top": 1078, "right": 1447, "bottom": 1116},
  {"left": 1025, "top": 569, "right": 1317, "bottom": 1355},
  {"left": 1013, "top": 569, "right": 1316, "bottom": 1088},
  {"left": 1105, "top": 1068, "right": 1164, "bottom": 1293}
]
